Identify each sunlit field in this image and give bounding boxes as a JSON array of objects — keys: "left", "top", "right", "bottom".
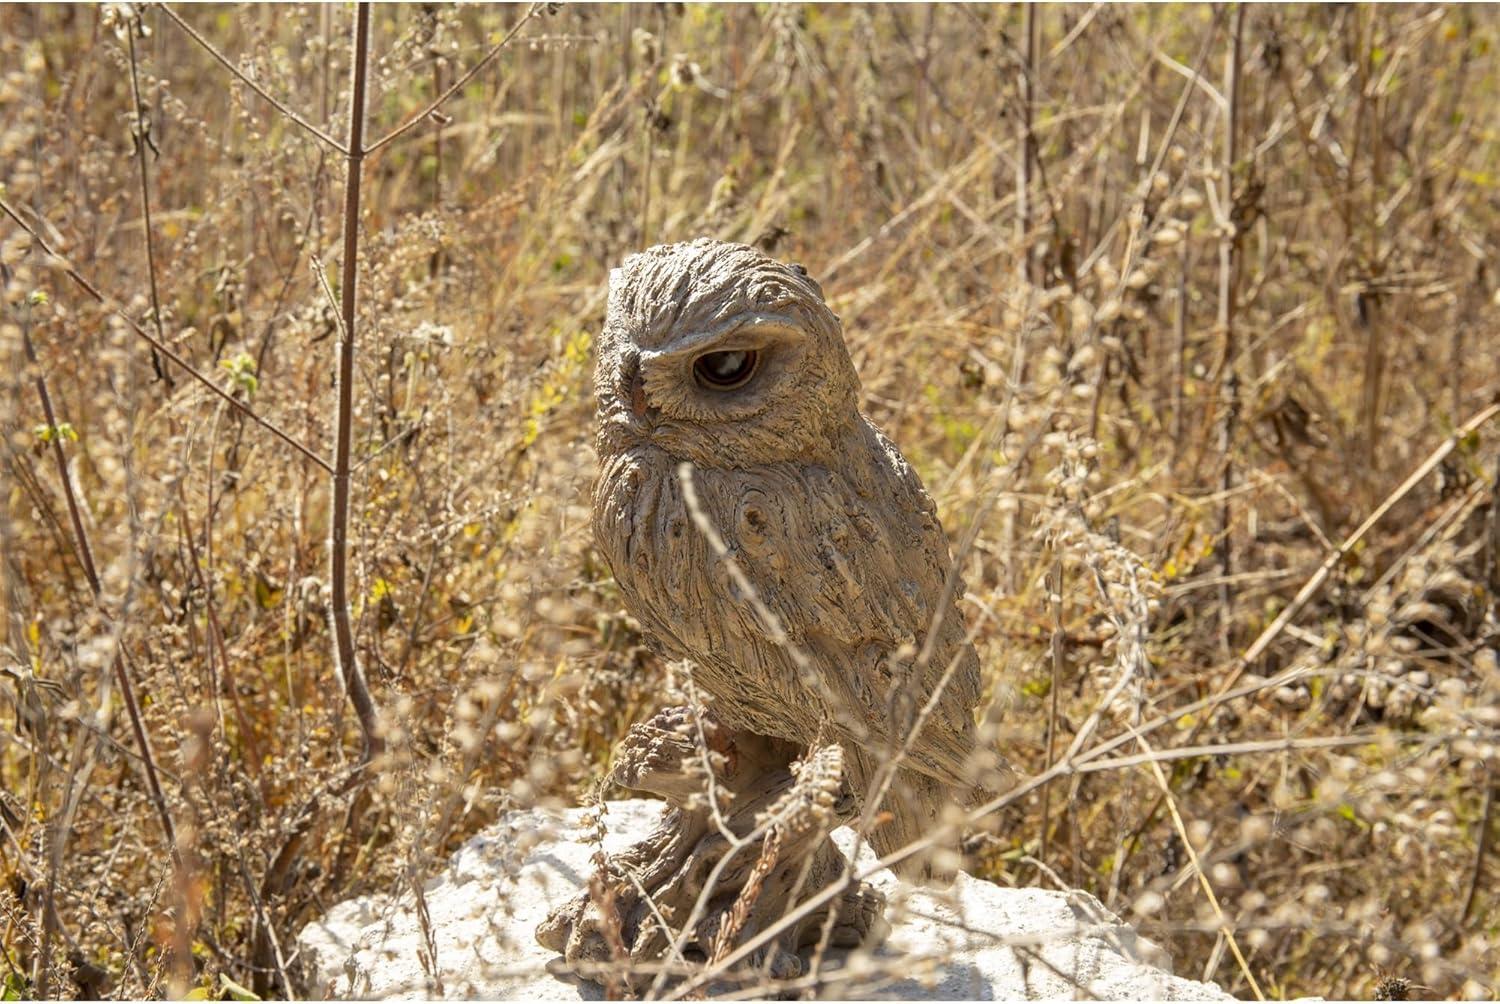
[{"left": 2, "top": 4, "right": 1498, "bottom": 999}]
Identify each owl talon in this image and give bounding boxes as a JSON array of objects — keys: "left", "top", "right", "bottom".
[{"left": 538, "top": 706, "right": 886, "bottom": 993}]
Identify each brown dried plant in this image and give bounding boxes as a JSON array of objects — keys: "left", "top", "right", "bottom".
[{"left": 1, "top": 4, "right": 1498, "bottom": 1000}]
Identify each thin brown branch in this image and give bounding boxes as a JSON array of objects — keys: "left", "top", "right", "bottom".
[
  {"left": 1215, "top": 2, "right": 1246, "bottom": 659},
  {"left": 1086, "top": 731, "right": 1468, "bottom": 774},
  {"left": 363, "top": 3, "right": 544, "bottom": 155},
  {"left": 332, "top": 2, "right": 384, "bottom": 761},
  {"left": 1038, "top": 558, "right": 1063, "bottom": 871},
  {"left": 18, "top": 306, "right": 180, "bottom": 872},
  {"left": 0, "top": 197, "right": 333, "bottom": 472},
  {"left": 1461, "top": 767, "right": 1494, "bottom": 924},
  {"left": 1016, "top": 3, "right": 1039, "bottom": 284},
  {"left": 123, "top": 20, "right": 172, "bottom": 387},
  {"left": 156, "top": 3, "right": 346, "bottom": 154}
]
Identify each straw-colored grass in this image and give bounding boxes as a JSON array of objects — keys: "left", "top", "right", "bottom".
[{"left": 2, "top": 4, "right": 1498, "bottom": 999}]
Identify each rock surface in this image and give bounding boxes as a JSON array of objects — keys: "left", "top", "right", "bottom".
[{"left": 297, "top": 800, "right": 1234, "bottom": 1001}]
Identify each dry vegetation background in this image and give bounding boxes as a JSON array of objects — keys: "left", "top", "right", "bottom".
[{"left": 2, "top": 2, "right": 1499, "bottom": 1000}]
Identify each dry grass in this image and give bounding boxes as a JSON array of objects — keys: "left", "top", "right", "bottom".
[{"left": 2, "top": 3, "right": 1499, "bottom": 999}]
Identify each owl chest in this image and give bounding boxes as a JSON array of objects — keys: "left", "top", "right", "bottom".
[
  {"left": 596, "top": 450, "right": 762, "bottom": 645},
  {"left": 594, "top": 446, "right": 927, "bottom": 662}
]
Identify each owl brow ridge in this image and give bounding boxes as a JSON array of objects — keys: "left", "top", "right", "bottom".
[{"left": 644, "top": 312, "right": 803, "bottom": 358}]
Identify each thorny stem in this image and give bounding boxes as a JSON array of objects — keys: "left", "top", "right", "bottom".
[
  {"left": 0, "top": 198, "right": 333, "bottom": 472},
  {"left": 332, "top": 2, "right": 384, "bottom": 762}
]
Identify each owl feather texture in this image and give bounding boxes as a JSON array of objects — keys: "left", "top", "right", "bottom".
[{"left": 593, "top": 238, "right": 1012, "bottom": 872}]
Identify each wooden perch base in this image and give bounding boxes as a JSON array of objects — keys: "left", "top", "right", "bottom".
[{"left": 536, "top": 706, "right": 886, "bottom": 993}]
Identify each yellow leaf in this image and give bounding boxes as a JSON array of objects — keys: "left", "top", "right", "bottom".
[
  {"left": 253, "top": 574, "right": 283, "bottom": 610},
  {"left": 219, "top": 973, "right": 261, "bottom": 1001}
]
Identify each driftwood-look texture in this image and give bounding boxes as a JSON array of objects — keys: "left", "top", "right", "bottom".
[
  {"left": 594, "top": 239, "right": 1011, "bottom": 861},
  {"left": 535, "top": 706, "right": 884, "bottom": 991},
  {"left": 540, "top": 239, "right": 1013, "bottom": 989}
]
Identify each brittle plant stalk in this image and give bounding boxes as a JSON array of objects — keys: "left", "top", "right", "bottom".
[
  {"left": 1017, "top": 3, "right": 1039, "bottom": 286},
  {"left": 124, "top": 18, "right": 170, "bottom": 386},
  {"left": 362, "top": 3, "right": 542, "bottom": 156},
  {"left": 331, "top": 1, "right": 384, "bottom": 762},
  {"left": 19, "top": 308, "right": 180, "bottom": 996},
  {"left": 0, "top": 198, "right": 331, "bottom": 471},
  {"left": 159, "top": 3, "right": 345, "bottom": 154},
  {"left": 1214, "top": 2, "right": 1245, "bottom": 658},
  {"left": 1038, "top": 557, "right": 1064, "bottom": 870}
]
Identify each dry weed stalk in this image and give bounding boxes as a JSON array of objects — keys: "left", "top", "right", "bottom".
[{"left": 329, "top": 2, "right": 382, "bottom": 764}]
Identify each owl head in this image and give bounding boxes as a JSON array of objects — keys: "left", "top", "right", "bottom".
[{"left": 594, "top": 238, "right": 861, "bottom": 468}]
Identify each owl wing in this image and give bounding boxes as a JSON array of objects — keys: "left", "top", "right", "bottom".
[{"left": 697, "top": 422, "right": 985, "bottom": 787}]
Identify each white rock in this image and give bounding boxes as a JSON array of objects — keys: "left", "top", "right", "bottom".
[{"left": 297, "top": 800, "right": 1233, "bottom": 1001}]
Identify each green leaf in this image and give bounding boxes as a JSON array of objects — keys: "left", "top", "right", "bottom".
[
  {"left": 33, "top": 421, "right": 78, "bottom": 444},
  {"left": 4, "top": 972, "right": 30, "bottom": 1001},
  {"left": 220, "top": 352, "right": 259, "bottom": 396},
  {"left": 253, "top": 574, "right": 284, "bottom": 610}
]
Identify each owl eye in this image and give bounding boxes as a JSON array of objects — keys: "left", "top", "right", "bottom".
[{"left": 693, "top": 349, "right": 759, "bottom": 390}]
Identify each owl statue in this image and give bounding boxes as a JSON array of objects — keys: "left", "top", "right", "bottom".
[{"left": 592, "top": 238, "right": 1008, "bottom": 874}]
